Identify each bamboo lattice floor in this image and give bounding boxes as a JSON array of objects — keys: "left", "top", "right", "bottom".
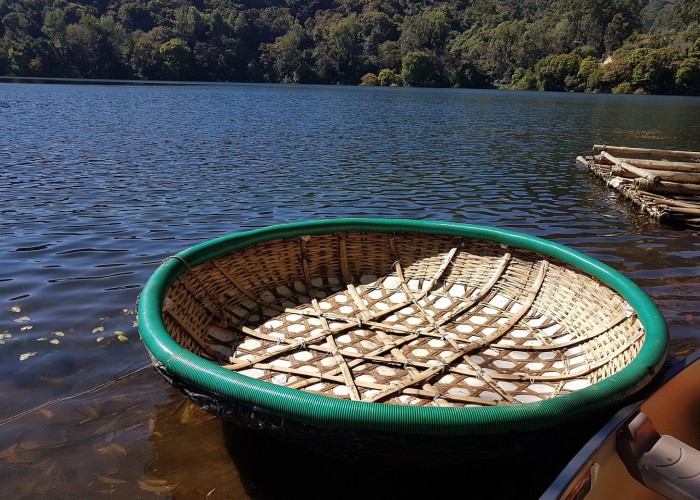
[{"left": 161, "top": 231, "right": 645, "bottom": 408}]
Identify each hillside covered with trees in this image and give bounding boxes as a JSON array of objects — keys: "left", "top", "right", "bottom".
[{"left": 1, "top": 0, "right": 699, "bottom": 94}]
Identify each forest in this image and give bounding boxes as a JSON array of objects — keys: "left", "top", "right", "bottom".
[{"left": 1, "top": 0, "right": 699, "bottom": 94}]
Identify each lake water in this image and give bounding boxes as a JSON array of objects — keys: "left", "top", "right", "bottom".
[{"left": 1, "top": 82, "right": 699, "bottom": 498}]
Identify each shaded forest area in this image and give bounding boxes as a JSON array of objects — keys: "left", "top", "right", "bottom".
[{"left": 1, "top": 0, "right": 699, "bottom": 94}]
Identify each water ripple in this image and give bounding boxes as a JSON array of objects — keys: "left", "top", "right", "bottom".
[{"left": 0, "top": 81, "right": 699, "bottom": 432}]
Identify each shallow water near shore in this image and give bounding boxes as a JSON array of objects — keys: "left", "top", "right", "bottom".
[{"left": 1, "top": 82, "right": 699, "bottom": 498}]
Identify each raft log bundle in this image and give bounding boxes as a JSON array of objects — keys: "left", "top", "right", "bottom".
[{"left": 578, "top": 145, "right": 700, "bottom": 225}]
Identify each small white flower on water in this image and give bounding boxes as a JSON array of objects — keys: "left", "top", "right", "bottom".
[{"left": 19, "top": 352, "right": 37, "bottom": 361}]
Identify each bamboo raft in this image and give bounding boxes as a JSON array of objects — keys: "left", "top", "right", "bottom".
[
  {"left": 137, "top": 219, "right": 668, "bottom": 463},
  {"left": 578, "top": 145, "right": 700, "bottom": 225}
]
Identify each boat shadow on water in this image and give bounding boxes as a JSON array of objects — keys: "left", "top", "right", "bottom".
[
  {"left": 215, "top": 412, "right": 607, "bottom": 499},
  {"left": 132, "top": 381, "right": 665, "bottom": 500},
  {"left": 153, "top": 353, "right": 691, "bottom": 499},
  {"left": 144, "top": 387, "right": 610, "bottom": 499}
]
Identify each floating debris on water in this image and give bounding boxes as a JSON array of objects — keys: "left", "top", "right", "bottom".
[
  {"left": 96, "top": 443, "right": 127, "bottom": 456},
  {"left": 114, "top": 330, "right": 129, "bottom": 342},
  {"left": 5, "top": 310, "right": 135, "bottom": 365},
  {"left": 137, "top": 478, "right": 179, "bottom": 493},
  {"left": 0, "top": 443, "right": 18, "bottom": 460},
  {"left": 93, "top": 474, "right": 127, "bottom": 485}
]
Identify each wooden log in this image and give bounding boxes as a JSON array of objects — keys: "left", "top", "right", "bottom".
[
  {"left": 664, "top": 206, "right": 700, "bottom": 215},
  {"left": 593, "top": 145, "right": 700, "bottom": 160},
  {"left": 651, "top": 170, "right": 700, "bottom": 184},
  {"left": 640, "top": 192, "right": 700, "bottom": 208},
  {"left": 609, "top": 164, "right": 700, "bottom": 184},
  {"left": 615, "top": 158, "right": 700, "bottom": 173},
  {"left": 599, "top": 151, "right": 660, "bottom": 183},
  {"left": 609, "top": 166, "right": 637, "bottom": 179},
  {"left": 635, "top": 178, "right": 700, "bottom": 195}
]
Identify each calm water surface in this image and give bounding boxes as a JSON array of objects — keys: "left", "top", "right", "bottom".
[{"left": 1, "top": 82, "right": 700, "bottom": 498}]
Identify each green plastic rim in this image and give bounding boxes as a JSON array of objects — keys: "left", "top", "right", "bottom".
[{"left": 138, "top": 218, "right": 668, "bottom": 437}]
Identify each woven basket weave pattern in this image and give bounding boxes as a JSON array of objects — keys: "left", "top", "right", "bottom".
[{"left": 161, "top": 232, "right": 644, "bottom": 407}]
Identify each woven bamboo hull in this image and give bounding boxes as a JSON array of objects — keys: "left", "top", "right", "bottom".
[
  {"left": 165, "top": 233, "right": 643, "bottom": 405},
  {"left": 138, "top": 219, "right": 668, "bottom": 462}
]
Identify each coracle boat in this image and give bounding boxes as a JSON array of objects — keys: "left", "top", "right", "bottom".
[{"left": 137, "top": 219, "right": 668, "bottom": 463}]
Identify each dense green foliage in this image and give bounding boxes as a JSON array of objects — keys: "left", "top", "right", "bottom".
[{"left": 1, "top": 0, "right": 698, "bottom": 94}]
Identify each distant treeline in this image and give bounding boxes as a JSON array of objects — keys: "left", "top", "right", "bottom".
[{"left": 1, "top": 0, "right": 699, "bottom": 94}]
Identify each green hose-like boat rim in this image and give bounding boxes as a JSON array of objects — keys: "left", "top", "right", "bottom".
[{"left": 138, "top": 218, "right": 668, "bottom": 437}]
